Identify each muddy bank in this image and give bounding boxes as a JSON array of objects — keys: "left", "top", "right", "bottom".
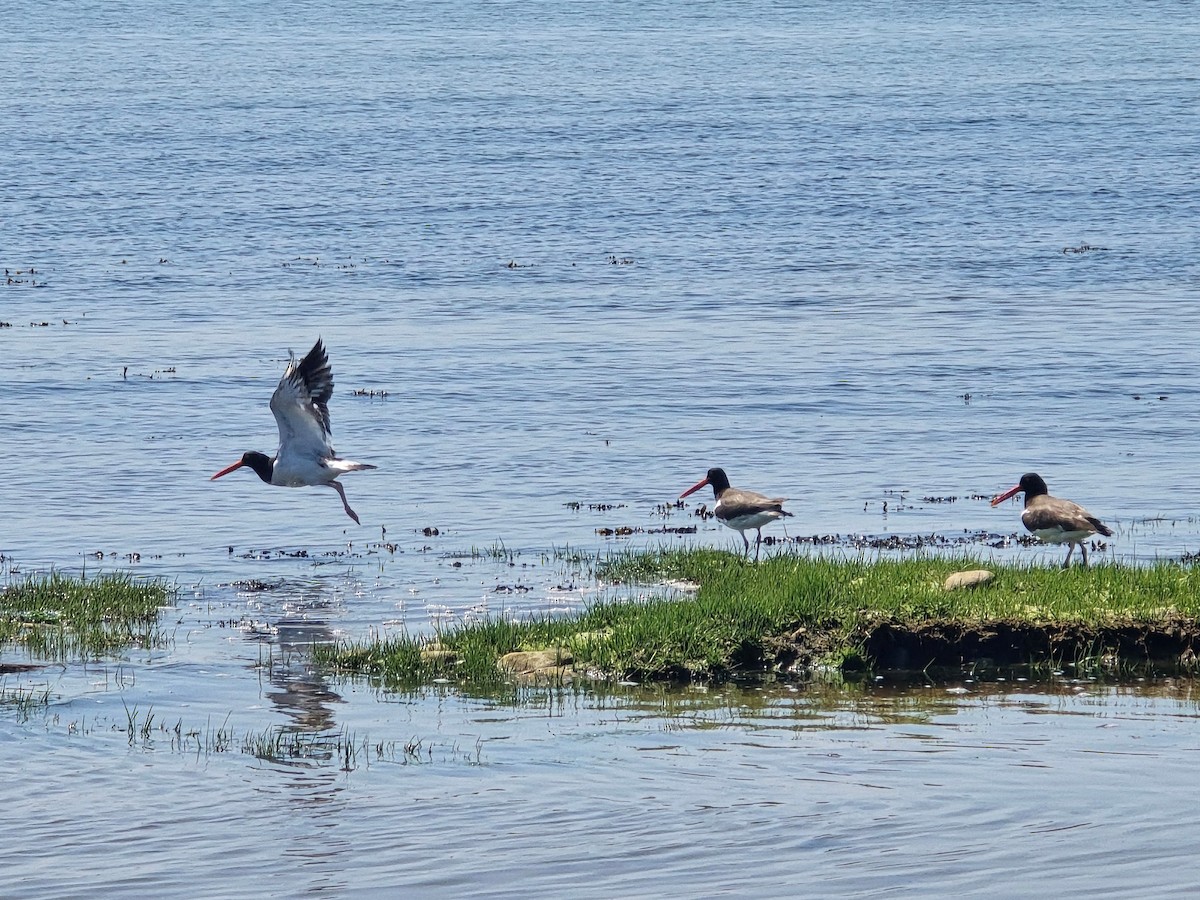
[{"left": 771, "top": 618, "right": 1200, "bottom": 676}]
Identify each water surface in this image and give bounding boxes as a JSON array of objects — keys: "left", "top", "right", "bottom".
[{"left": 3, "top": 0, "right": 1200, "bottom": 895}]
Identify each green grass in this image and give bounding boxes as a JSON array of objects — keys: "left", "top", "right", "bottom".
[
  {"left": 0, "top": 572, "right": 174, "bottom": 660},
  {"left": 315, "top": 548, "right": 1200, "bottom": 686},
  {"left": 0, "top": 681, "right": 52, "bottom": 722}
]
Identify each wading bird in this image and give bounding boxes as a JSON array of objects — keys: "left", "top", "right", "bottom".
[
  {"left": 990, "top": 472, "right": 1113, "bottom": 567},
  {"left": 211, "top": 338, "right": 376, "bottom": 524},
  {"left": 680, "top": 467, "right": 792, "bottom": 560}
]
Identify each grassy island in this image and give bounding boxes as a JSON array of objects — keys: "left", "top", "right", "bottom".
[
  {"left": 0, "top": 572, "right": 174, "bottom": 660},
  {"left": 316, "top": 549, "right": 1200, "bottom": 686}
]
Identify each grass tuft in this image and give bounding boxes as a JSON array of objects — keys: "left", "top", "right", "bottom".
[{"left": 0, "top": 571, "right": 174, "bottom": 660}]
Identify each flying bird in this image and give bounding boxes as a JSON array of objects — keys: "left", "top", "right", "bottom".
[
  {"left": 680, "top": 466, "right": 793, "bottom": 560},
  {"left": 990, "top": 472, "right": 1113, "bottom": 567},
  {"left": 211, "top": 338, "right": 376, "bottom": 524}
]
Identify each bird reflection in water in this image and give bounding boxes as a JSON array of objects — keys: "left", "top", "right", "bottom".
[
  {"left": 268, "top": 617, "right": 340, "bottom": 734},
  {"left": 242, "top": 597, "right": 342, "bottom": 736}
]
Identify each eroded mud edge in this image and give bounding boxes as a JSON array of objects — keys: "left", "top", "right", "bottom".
[{"left": 764, "top": 617, "right": 1200, "bottom": 675}]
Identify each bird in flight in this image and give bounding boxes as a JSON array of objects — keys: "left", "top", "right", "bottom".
[{"left": 211, "top": 338, "right": 376, "bottom": 524}]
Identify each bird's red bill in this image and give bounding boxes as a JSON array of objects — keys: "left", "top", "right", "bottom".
[
  {"left": 990, "top": 484, "right": 1022, "bottom": 507},
  {"left": 679, "top": 476, "right": 710, "bottom": 499},
  {"left": 211, "top": 460, "right": 246, "bottom": 480}
]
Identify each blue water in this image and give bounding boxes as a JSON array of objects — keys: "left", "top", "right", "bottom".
[{"left": 3, "top": 0, "right": 1200, "bottom": 895}]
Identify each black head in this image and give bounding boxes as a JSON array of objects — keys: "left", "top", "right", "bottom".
[
  {"left": 705, "top": 467, "right": 731, "bottom": 493},
  {"left": 680, "top": 466, "right": 732, "bottom": 500},
  {"left": 1018, "top": 472, "right": 1049, "bottom": 498},
  {"left": 990, "top": 471, "right": 1049, "bottom": 508},
  {"left": 211, "top": 451, "right": 274, "bottom": 484}
]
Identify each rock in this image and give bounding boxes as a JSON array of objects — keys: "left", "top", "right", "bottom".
[
  {"left": 943, "top": 569, "right": 994, "bottom": 591},
  {"left": 421, "top": 648, "right": 457, "bottom": 665},
  {"left": 498, "top": 648, "right": 573, "bottom": 677}
]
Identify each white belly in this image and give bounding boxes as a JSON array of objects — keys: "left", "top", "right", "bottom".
[
  {"left": 271, "top": 456, "right": 334, "bottom": 487},
  {"left": 720, "top": 509, "right": 784, "bottom": 533},
  {"left": 1030, "top": 527, "right": 1092, "bottom": 545}
]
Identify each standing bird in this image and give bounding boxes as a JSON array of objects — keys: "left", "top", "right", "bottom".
[
  {"left": 211, "top": 338, "right": 377, "bottom": 524},
  {"left": 679, "top": 467, "right": 793, "bottom": 560},
  {"left": 990, "top": 472, "right": 1113, "bottom": 568}
]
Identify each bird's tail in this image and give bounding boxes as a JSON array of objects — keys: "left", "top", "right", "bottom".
[{"left": 329, "top": 459, "right": 378, "bottom": 474}]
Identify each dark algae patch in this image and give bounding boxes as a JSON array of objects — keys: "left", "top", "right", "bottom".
[
  {"left": 0, "top": 572, "right": 174, "bottom": 660},
  {"left": 317, "top": 549, "right": 1200, "bottom": 687}
]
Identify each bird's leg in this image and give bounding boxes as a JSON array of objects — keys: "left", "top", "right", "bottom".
[
  {"left": 740, "top": 532, "right": 750, "bottom": 557},
  {"left": 330, "top": 481, "right": 360, "bottom": 525},
  {"left": 1062, "top": 543, "right": 1075, "bottom": 569},
  {"left": 1080, "top": 542, "right": 1089, "bottom": 567},
  {"left": 754, "top": 528, "right": 764, "bottom": 562}
]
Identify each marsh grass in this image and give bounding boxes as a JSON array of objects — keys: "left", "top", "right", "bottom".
[
  {"left": 0, "top": 572, "right": 174, "bottom": 660},
  {"left": 0, "top": 680, "right": 52, "bottom": 722},
  {"left": 655, "top": 550, "right": 1200, "bottom": 623},
  {"left": 317, "top": 548, "right": 1200, "bottom": 685},
  {"left": 243, "top": 725, "right": 365, "bottom": 770},
  {"left": 64, "top": 703, "right": 411, "bottom": 772},
  {"left": 238, "top": 726, "right": 461, "bottom": 770}
]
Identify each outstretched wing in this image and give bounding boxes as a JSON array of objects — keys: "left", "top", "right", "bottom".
[{"left": 270, "top": 338, "right": 335, "bottom": 458}]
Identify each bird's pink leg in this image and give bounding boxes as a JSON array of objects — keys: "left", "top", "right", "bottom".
[{"left": 330, "top": 481, "right": 360, "bottom": 524}]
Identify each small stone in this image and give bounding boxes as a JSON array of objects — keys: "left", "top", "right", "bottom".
[
  {"left": 943, "top": 569, "right": 994, "bottom": 591},
  {"left": 498, "top": 648, "right": 573, "bottom": 675}
]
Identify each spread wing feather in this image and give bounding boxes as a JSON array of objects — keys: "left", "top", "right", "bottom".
[{"left": 270, "top": 338, "right": 336, "bottom": 459}]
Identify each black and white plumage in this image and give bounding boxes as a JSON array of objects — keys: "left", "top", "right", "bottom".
[
  {"left": 211, "top": 338, "right": 376, "bottom": 524},
  {"left": 991, "top": 472, "right": 1113, "bottom": 567},
  {"left": 680, "top": 467, "right": 793, "bottom": 560}
]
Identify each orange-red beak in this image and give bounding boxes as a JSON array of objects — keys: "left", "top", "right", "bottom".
[
  {"left": 211, "top": 460, "right": 246, "bottom": 480},
  {"left": 990, "top": 484, "right": 1022, "bottom": 507},
  {"left": 679, "top": 476, "right": 710, "bottom": 499}
]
